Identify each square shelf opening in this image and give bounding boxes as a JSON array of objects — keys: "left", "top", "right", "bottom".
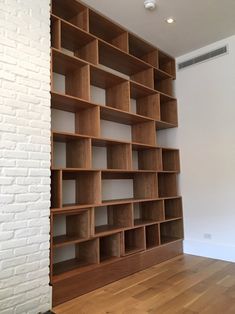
[
  {"left": 129, "top": 34, "right": 158, "bottom": 68},
  {"left": 100, "top": 119, "right": 132, "bottom": 142},
  {"left": 124, "top": 227, "right": 145, "bottom": 255},
  {"left": 131, "top": 68, "right": 154, "bottom": 89},
  {"left": 53, "top": 210, "right": 90, "bottom": 247},
  {"left": 130, "top": 82, "right": 160, "bottom": 120},
  {"left": 53, "top": 239, "right": 99, "bottom": 276},
  {"left": 164, "top": 198, "right": 183, "bottom": 220},
  {"left": 132, "top": 148, "right": 162, "bottom": 171},
  {"left": 146, "top": 224, "right": 160, "bottom": 249},
  {"left": 89, "top": 10, "right": 128, "bottom": 52},
  {"left": 132, "top": 121, "right": 157, "bottom": 146},
  {"left": 94, "top": 204, "right": 133, "bottom": 235},
  {"left": 154, "top": 69, "right": 174, "bottom": 97},
  {"left": 158, "top": 173, "right": 178, "bottom": 198},
  {"left": 160, "top": 95, "right": 178, "bottom": 125},
  {"left": 60, "top": 21, "right": 98, "bottom": 65},
  {"left": 158, "top": 51, "right": 176, "bottom": 77},
  {"left": 99, "top": 233, "right": 121, "bottom": 262},
  {"left": 160, "top": 219, "right": 183, "bottom": 244},
  {"left": 93, "top": 142, "right": 132, "bottom": 170},
  {"left": 162, "top": 149, "right": 180, "bottom": 172},
  {"left": 134, "top": 200, "right": 164, "bottom": 226},
  {"left": 90, "top": 67, "right": 130, "bottom": 111},
  {"left": 52, "top": 0, "right": 88, "bottom": 31},
  {"left": 62, "top": 171, "right": 101, "bottom": 207},
  {"left": 52, "top": 50, "right": 90, "bottom": 100},
  {"left": 52, "top": 133, "right": 91, "bottom": 169}
]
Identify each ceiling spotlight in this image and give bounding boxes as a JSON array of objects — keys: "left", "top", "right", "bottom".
[
  {"left": 165, "top": 17, "right": 175, "bottom": 24},
  {"left": 144, "top": 0, "right": 157, "bottom": 10}
]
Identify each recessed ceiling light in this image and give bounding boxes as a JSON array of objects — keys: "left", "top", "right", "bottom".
[
  {"left": 165, "top": 17, "right": 175, "bottom": 24},
  {"left": 144, "top": 0, "right": 157, "bottom": 10}
]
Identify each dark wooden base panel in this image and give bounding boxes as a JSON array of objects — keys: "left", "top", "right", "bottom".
[{"left": 52, "top": 240, "right": 183, "bottom": 306}]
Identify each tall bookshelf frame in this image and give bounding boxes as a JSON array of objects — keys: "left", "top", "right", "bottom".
[{"left": 50, "top": 0, "right": 184, "bottom": 306}]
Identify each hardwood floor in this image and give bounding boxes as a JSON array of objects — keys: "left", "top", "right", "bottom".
[{"left": 53, "top": 254, "right": 235, "bottom": 314}]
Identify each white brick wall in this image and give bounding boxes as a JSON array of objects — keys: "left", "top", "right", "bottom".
[{"left": 0, "top": 0, "right": 51, "bottom": 313}]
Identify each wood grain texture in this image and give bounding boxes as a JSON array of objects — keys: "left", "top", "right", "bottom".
[{"left": 53, "top": 254, "right": 235, "bottom": 314}]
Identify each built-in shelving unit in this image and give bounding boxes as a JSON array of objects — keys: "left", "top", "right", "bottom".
[{"left": 50, "top": 0, "right": 183, "bottom": 306}]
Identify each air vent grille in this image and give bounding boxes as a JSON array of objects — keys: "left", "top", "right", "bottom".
[{"left": 178, "top": 46, "right": 228, "bottom": 70}]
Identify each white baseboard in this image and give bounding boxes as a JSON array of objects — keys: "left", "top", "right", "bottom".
[{"left": 183, "top": 239, "right": 235, "bottom": 262}]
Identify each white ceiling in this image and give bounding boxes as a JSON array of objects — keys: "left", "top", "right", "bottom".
[{"left": 83, "top": 0, "right": 235, "bottom": 57}]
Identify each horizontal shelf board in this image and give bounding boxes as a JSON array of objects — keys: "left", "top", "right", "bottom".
[
  {"left": 53, "top": 258, "right": 97, "bottom": 277},
  {"left": 51, "top": 92, "right": 95, "bottom": 112},
  {"left": 53, "top": 235, "right": 90, "bottom": 248},
  {"left": 160, "top": 236, "right": 183, "bottom": 245},
  {"left": 124, "top": 247, "right": 145, "bottom": 256},
  {"left": 130, "top": 81, "right": 157, "bottom": 98},
  {"left": 134, "top": 219, "right": 159, "bottom": 227},
  {"left": 100, "top": 256, "right": 120, "bottom": 263},
  {"left": 90, "top": 65, "right": 126, "bottom": 89},
  {"left": 95, "top": 225, "right": 123, "bottom": 236}
]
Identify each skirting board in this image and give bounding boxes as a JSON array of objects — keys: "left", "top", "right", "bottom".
[
  {"left": 52, "top": 240, "right": 183, "bottom": 306},
  {"left": 184, "top": 239, "right": 235, "bottom": 262}
]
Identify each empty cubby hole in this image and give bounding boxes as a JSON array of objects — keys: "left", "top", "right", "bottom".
[
  {"left": 90, "top": 66, "right": 130, "bottom": 111},
  {"left": 132, "top": 121, "right": 157, "bottom": 146},
  {"left": 145, "top": 224, "right": 160, "bottom": 249},
  {"left": 133, "top": 200, "right": 164, "bottom": 226},
  {"left": 164, "top": 198, "right": 183, "bottom": 220},
  {"left": 52, "top": 0, "right": 88, "bottom": 31},
  {"left": 162, "top": 148, "right": 180, "bottom": 172},
  {"left": 158, "top": 50, "right": 176, "bottom": 77},
  {"left": 99, "top": 233, "right": 121, "bottom": 262},
  {"left": 100, "top": 119, "right": 132, "bottom": 142},
  {"left": 102, "top": 172, "right": 158, "bottom": 202},
  {"left": 154, "top": 69, "right": 174, "bottom": 97},
  {"left": 132, "top": 147, "right": 162, "bottom": 171},
  {"left": 53, "top": 238, "right": 99, "bottom": 276},
  {"left": 160, "top": 94, "right": 178, "bottom": 125},
  {"left": 92, "top": 141, "right": 132, "bottom": 170},
  {"left": 124, "top": 227, "right": 145, "bottom": 255},
  {"left": 130, "top": 82, "right": 160, "bottom": 119},
  {"left": 131, "top": 68, "right": 154, "bottom": 89},
  {"left": 160, "top": 219, "right": 183, "bottom": 244},
  {"left": 53, "top": 210, "right": 90, "bottom": 247},
  {"left": 51, "top": 106, "right": 100, "bottom": 137},
  {"left": 60, "top": 20, "right": 98, "bottom": 64},
  {"left": 89, "top": 10, "right": 128, "bottom": 52},
  {"left": 52, "top": 133, "right": 91, "bottom": 169},
  {"left": 52, "top": 49, "right": 90, "bottom": 100},
  {"left": 94, "top": 204, "right": 133, "bottom": 235},
  {"left": 158, "top": 173, "right": 178, "bottom": 198},
  {"left": 62, "top": 171, "right": 101, "bottom": 207},
  {"left": 129, "top": 33, "right": 158, "bottom": 68}
]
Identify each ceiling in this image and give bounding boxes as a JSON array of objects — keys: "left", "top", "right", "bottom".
[{"left": 83, "top": 0, "right": 235, "bottom": 57}]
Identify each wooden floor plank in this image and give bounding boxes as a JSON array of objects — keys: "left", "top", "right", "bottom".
[{"left": 53, "top": 254, "right": 235, "bottom": 314}]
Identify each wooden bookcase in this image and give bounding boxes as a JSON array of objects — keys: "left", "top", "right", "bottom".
[{"left": 50, "top": 0, "right": 183, "bottom": 306}]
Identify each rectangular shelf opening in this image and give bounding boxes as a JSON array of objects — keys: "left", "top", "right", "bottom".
[
  {"left": 160, "top": 219, "right": 183, "bottom": 244},
  {"left": 52, "top": 50, "right": 90, "bottom": 100},
  {"left": 52, "top": 133, "right": 91, "bottom": 169},
  {"left": 132, "top": 147, "right": 162, "bottom": 171},
  {"left": 162, "top": 148, "right": 180, "bottom": 172},
  {"left": 129, "top": 34, "right": 158, "bottom": 68},
  {"left": 90, "top": 67, "right": 130, "bottom": 111},
  {"left": 62, "top": 170, "right": 101, "bottom": 207},
  {"left": 99, "top": 233, "right": 121, "bottom": 262},
  {"left": 53, "top": 210, "right": 90, "bottom": 247},
  {"left": 164, "top": 198, "right": 183, "bottom": 220},
  {"left": 60, "top": 21, "right": 98, "bottom": 65},
  {"left": 53, "top": 239, "right": 99, "bottom": 277},
  {"left": 89, "top": 10, "right": 128, "bottom": 52},
  {"left": 134, "top": 200, "right": 164, "bottom": 226},
  {"left": 124, "top": 227, "right": 145, "bottom": 255},
  {"left": 132, "top": 121, "right": 157, "bottom": 146},
  {"left": 154, "top": 69, "right": 174, "bottom": 97},
  {"left": 52, "top": 0, "right": 88, "bottom": 31},
  {"left": 130, "top": 82, "right": 160, "bottom": 120},
  {"left": 146, "top": 224, "right": 160, "bottom": 249},
  {"left": 158, "top": 173, "right": 178, "bottom": 198},
  {"left": 158, "top": 51, "right": 176, "bottom": 77},
  {"left": 94, "top": 204, "right": 133, "bottom": 235},
  {"left": 160, "top": 95, "right": 178, "bottom": 125}
]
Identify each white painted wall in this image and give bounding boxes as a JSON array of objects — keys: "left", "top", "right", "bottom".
[
  {"left": 0, "top": 0, "right": 51, "bottom": 313},
  {"left": 158, "top": 35, "right": 235, "bottom": 262}
]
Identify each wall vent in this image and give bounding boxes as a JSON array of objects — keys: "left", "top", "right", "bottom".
[{"left": 178, "top": 45, "right": 228, "bottom": 70}]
